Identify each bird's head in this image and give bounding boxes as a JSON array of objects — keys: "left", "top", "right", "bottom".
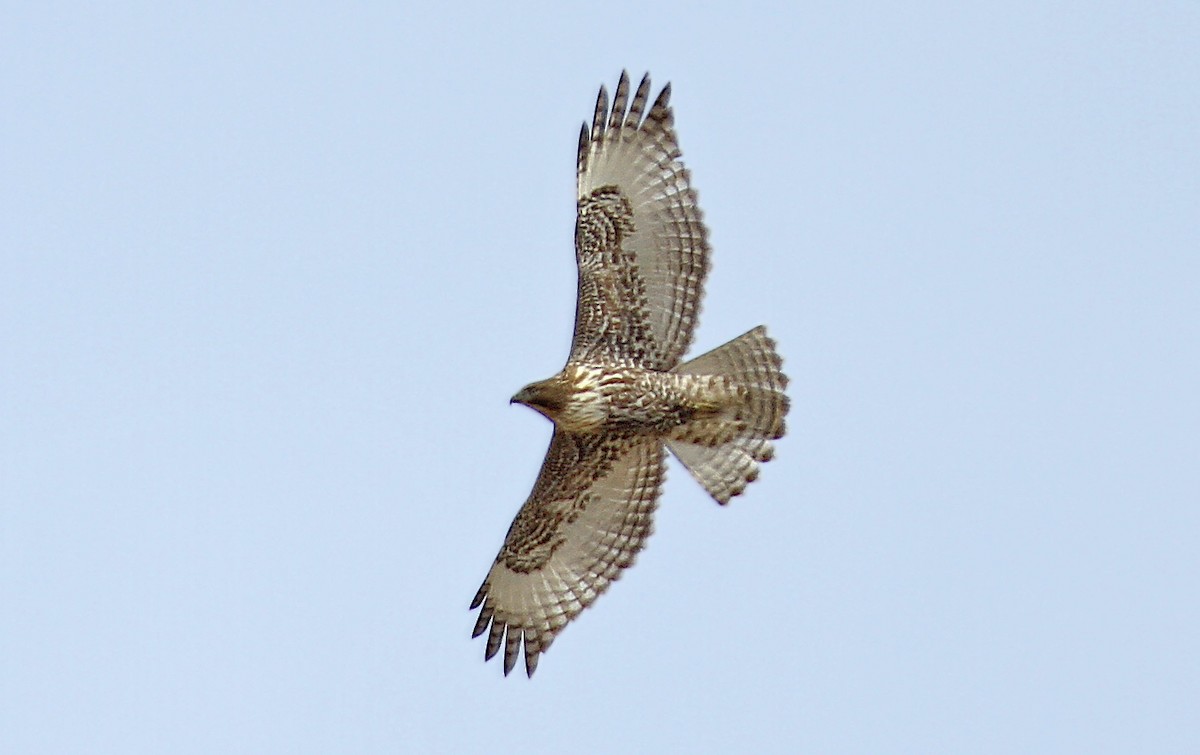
[{"left": 511, "top": 376, "right": 570, "bottom": 422}]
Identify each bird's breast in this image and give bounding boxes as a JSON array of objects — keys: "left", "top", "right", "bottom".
[{"left": 556, "top": 364, "right": 618, "bottom": 433}]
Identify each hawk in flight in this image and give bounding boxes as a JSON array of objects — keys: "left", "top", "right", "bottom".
[{"left": 471, "top": 72, "right": 789, "bottom": 676}]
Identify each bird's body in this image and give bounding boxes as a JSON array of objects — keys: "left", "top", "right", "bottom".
[
  {"left": 516, "top": 364, "right": 729, "bottom": 435},
  {"left": 471, "top": 72, "right": 790, "bottom": 676}
]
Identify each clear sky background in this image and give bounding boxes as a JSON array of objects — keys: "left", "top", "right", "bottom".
[{"left": 3, "top": 2, "right": 1197, "bottom": 753}]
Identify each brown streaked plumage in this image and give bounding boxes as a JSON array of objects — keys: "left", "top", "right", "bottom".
[{"left": 471, "top": 72, "right": 790, "bottom": 677}]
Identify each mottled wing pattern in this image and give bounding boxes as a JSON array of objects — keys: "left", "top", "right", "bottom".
[
  {"left": 470, "top": 431, "right": 665, "bottom": 676},
  {"left": 572, "top": 71, "right": 710, "bottom": 370}
]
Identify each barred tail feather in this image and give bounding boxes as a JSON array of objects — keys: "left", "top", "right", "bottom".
[{"left": 668, "top": 326, "right": 789, "bottom": 504}]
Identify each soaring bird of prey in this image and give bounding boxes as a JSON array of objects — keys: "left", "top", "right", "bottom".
[{"left": 470, "top": 72, "right": 789, "bottom": 677}]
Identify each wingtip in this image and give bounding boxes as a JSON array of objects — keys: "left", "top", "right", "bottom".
[
  {"left": 650, "top": 81, "right": 672, "bottom": 121},
  {"left": 469, "top": 580, "right": 487, "bottom": 610},
  {"left": 592, "top": 83, "right": 609, "bottom": 140}
]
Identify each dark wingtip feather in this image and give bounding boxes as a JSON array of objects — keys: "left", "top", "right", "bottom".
[
  {"left": 591, "top": 85, "right": 609, "bottom": 142},
  {"left": 485, "top": 621, "right": 504, "bottom": 661},
  {"left": 469, "top": 580, "right": 488, "bottom": 610},
  {"left": 608, "top": 71, "right": 630, "bottom": 131},
  {"left": 503, "top": 629, "right": 521, "bottom": 676},
  {"left": 646, "top": 82, "right": 673, "bottom": 128},
  {"left": 625, "top": 73, "right": 653, "bottom": 129},
  {"left": 471, "top": 602, "right": 493, "bottom": 639},
  {"left": 577, "top": 123, "right": 589, "bottom": 170}
]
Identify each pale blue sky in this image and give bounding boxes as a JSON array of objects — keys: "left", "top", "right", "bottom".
[{"left": 3, "top": 2, "right": 1198, "bottom": 753}]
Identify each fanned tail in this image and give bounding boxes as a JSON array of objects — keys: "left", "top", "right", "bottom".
[{"left": 667, "top": 326, "right": 789, "bottom": 504}]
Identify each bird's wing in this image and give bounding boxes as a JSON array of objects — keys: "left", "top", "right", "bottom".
[
  {"left": 571, "top": 71, "right": 710, "bottom": 370},
  {"left": 471, "top": 430, "right": 665, "bottom": 676}
]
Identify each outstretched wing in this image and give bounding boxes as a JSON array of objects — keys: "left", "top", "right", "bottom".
[
  {"left": 572, "top": 71, "right": 710, "bottom": 370},
  {"left": 470, "top": 431, "right": 665, "bottom": 676}
]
